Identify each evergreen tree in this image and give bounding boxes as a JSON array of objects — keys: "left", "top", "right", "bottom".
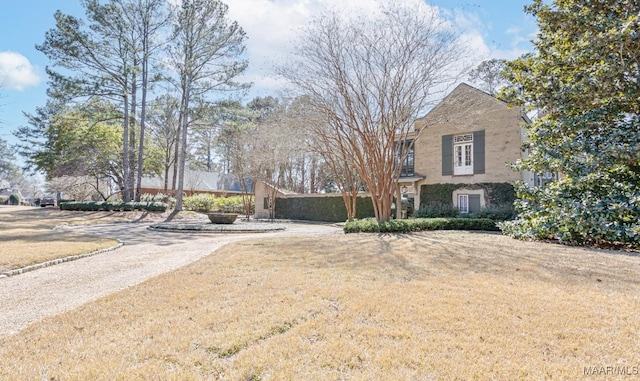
[{"left": 501, "top": 0, "right": 640, "bottom": 247}]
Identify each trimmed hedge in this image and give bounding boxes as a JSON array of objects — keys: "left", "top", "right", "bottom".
[
  {"left": 274, "top": 195, "right": 375, "bottom": 222},
  {"left": 420, "top": 182, "right": 516, "bottom": 208},
  {"left": 414, "top": 204, "right": 517, "bottom": 221},
  {"left": 59, "top": 201, "right": 167, "bottom": 212},
  {"left": 344, "top": 217, "right": 499, "bottom": 233}
]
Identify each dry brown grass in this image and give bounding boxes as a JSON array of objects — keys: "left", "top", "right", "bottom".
[
  {"left": 2, "top": 231, "right": 640, "bottom": 380},
  {"left": 0, "top": 206, "right": 134, "bottom": 271}
]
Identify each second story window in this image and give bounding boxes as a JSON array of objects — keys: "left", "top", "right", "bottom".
[
  {"left": 396, "top": 139, "right": 414, "bottom": 177},
  {"left": 454, "top": 134, "right": 473, "bottom": 175}
]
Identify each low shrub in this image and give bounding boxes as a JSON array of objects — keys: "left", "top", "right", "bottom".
[
  {"left": 59, "top": 201, "right": 167, "bottom": 212},
  {"left": 213, "top": 195, "right": 245, "bottom": 213},
  {"left": 473, "top": 204, "right": 517, "bottom": 221},
  {"left": 415, "top": 203, "right": 516, "bottom": 221},
  {"left": 182, "top": 194, "right": 246, "bottom": 214},
  {"left": 414, "top": 204, "right": 460, "bottom": 218},
  {"left": 0, "top": 196, "right": 8, "bottom": 205},
  {"left": 140, "top": 193, "right": 176, "bottom": 209},
  {"left": 344, "top": 217, "right": 498, "bottom": 233},
  {"left": 8, "top": 194, "right": 21, "bottom": 205},
  {"left": 182, "top": 193, "right": 217, "bottom": 212}
]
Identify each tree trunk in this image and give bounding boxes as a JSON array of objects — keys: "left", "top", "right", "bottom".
[
  {"left": 122, "top": 92, "right": 130, "bottom": 202},
  {"left": 135, "top": 51, "right": 148, "bottom": 202},
  {"left": 175, "top": 83, "right": 190, "bottom": 211},
  {"left": 128, "top": 67, "right": 138, "bottom": 202}
]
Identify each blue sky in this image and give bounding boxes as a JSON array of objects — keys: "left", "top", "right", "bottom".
[{"left": 0, "top": 0, "right": 537, "bottom": 150}]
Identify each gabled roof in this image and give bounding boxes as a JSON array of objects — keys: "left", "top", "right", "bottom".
[
  {"left": 141, "top": 169, "right": 245, "bottom": 193},
  {"left": 416, "top": 82, "right": 529, "bottom": 126}
]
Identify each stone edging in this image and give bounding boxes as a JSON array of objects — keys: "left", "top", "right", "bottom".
[
  {"left": 146, "top": 226, "right": 284, "bottom": 234},
  {"left": 0, "top": 241, "right": 124, "bottom": 279}
]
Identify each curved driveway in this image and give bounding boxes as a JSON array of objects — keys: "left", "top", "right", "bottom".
[{"left": 0, "top": 222, "right": 341, "bottom": 336}]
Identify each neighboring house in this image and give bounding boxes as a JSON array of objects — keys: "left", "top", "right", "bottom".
[
  {"left": 253, "top": 180, "right": 297, "bottom": 219},
  {"left": 253, "top": 179, "right": 375, "bottom": 221},
  {"left": 140, "top": 169, "right": 250, "bottom": 197},
  {"left": 397, "top": 83, "right": 534, "bottom": 214},
  {"left": 0, "top": 188, "right": 25, "bottom": 205}
]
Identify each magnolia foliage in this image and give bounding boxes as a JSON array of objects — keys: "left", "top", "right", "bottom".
[{"left": 501, "top": 0, "right": 640, "bottom": 247}]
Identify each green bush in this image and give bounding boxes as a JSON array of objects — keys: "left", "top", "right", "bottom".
[
  {"left": 0, "top": 196, "right": 8, "bottom": 205},
  {"left": 414, "top": 203, "right": 516, "bottom": 222},
  {"left": 501, "top": 174, "right": 640, "bottom": 248},
  {"left": 182, "top": 194, "right": 247, "bottom": 213},
  {"left": 473, "top": 204, "right": 517, "bottom": 221},
  {"left": 8, "top": 194, "right": 20, "bottom": 205},
  {"left": 344, "top": 217, "right": 498, "bottom": 233},
  {"left": 141, "top": 193, "right": 176, "bottom": 209},
  {"left": 182, "top": 193, "right": 217, "bottom": 212},
  {"left": 414, "top": 204, "right": 460, "bottom": 218},
  {"left": 59, "top": 201, "right": 167, "bottom": 212},
  {"left": 419, "top": 183, "right": 516, "bottom": 208},
  {"left": 213, "top": 195, "right": 246, "bottom": 213}
]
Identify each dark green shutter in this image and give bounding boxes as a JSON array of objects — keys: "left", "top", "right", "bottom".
[
  {"left": 473, "top": 130, "right": 485, "bottom": 174},
  {"left": 469, "top": 194, "right": 481, "bottom": 214},
  {"left": 442, "top": 135, "right": 453, "bottom": 175}
]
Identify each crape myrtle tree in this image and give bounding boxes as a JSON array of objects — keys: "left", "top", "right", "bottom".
[
  {"left": 281, "top": 1, "right": 467, "bottom": 221},
  {"left": 307, "top": 116, "right": 364, "bottom": 220},
  {"left": 167, "top": 0, "right": 248, "bottom": 211},
  {"left": 500, "top": 0, "right": 640, "bottom": 247}
]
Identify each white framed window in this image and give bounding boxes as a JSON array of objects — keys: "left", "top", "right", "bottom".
[
  {"left": 535, "top": 172, "right": 558, "bottom": 188},
  {"left": 458, "top": 194, "right": 469, "bottom": 214},
  {"left": 454, "top": 134, "right": 473, "bottom": 175}
]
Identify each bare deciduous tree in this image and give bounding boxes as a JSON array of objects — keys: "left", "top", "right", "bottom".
[
  {"left": 281, "top": 1, "right": 468, "bottom": 221},
  {"left": 468, "top": 58, "right": 509, "bottom": 96}
]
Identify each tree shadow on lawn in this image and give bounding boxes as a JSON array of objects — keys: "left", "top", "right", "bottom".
[{"left": 397, "top": 231, "right": 640, "bottom": 290}]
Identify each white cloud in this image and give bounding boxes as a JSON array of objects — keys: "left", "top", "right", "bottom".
[
  {"left": 226, "top": 0, "right": 490, "bottom": 97},
  {"left": 0, "top": 52, "right": 41, "bottom": 91},
  {"left": 223, "top": 0, "right": 538, "bottom": 98}
]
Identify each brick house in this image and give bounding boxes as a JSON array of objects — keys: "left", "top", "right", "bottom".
[
  {"left": 397, "top": 83, "right": 535, "bottom": 215},
  {"left": 254, "top": 83, "right": 537, "bottom": 221}
]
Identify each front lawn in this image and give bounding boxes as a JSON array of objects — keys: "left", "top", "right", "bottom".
[
  {"left": 1, "top": 231, "right": 639, "bottom": 379},
  {"left": 0, "top": 207, "right": 121, "bottom": 272}
]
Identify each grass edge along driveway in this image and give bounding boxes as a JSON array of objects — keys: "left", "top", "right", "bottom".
[{"left": 0, "top": 207, "right": 127, "bottom": 272}]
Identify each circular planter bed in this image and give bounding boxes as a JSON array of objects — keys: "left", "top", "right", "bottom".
[{"left": 207, "top": 213, "right": 237, "bottom": 224}]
